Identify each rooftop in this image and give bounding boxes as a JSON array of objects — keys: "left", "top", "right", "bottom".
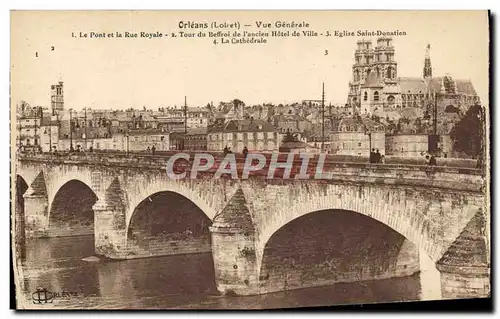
[{"left": 208, "top": 119, "right": 276, "bottom": 133}]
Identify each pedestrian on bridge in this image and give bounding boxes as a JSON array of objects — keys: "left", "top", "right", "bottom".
[
  {"left": 369, "top": 148, "right": 375, "bottom": 163},
  {"left": 374, "top": 149, "right": 381, "bottom": 163},
  {"left": 428, "top": 154, "right": 437, "bottom": 166},
  {"left": 243, "top": 146, "right": 249, "bottom": 159}
]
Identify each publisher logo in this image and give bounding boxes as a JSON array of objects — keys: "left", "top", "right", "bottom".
[{"left": 32, "top": 288, "right": 54, "bottom": 304}]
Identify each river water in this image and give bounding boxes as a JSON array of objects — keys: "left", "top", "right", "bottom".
[{"left": 16, "top": 235, "right": 442, "bottom": 309}]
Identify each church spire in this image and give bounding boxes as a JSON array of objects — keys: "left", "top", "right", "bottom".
[{"left": 423, "top": 44, "right": 432, "bottom": 79}]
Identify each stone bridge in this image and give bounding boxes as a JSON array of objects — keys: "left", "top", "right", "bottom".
[{"left": 14, "top": 153, "right": 490, "bottom": 300}]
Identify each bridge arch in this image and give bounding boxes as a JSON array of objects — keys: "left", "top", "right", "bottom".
[
  {"left": 126, "top": 190, "right": 213, "bottom": 257},
  {"left": 255, "top": 184, "right": 443, "bottom": 275},
  {"left": 258, "top": 208, "right": 422, "bottom": 295},
  {"left": 48, "top": 179, "right": 98, "bottom": 237},
  {"left": 15, "top": 174, "right": 29, "bottom": 199},
  {"left": 125, "top": 181, "right": 217, "bottom": 229},
  {"left": 46, "top": 170, "right": 94, "bottom": 214}
]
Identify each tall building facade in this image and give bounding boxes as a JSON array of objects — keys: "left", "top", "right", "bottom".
[
  {"left": 51, "top": 81, "right": 64, "bottom": 115},
  {"left": 346, "top": 38, "right": 480, "bottom": 117},
  {"left": 347, "top": 37, "right": 399, "bottom": 115}
]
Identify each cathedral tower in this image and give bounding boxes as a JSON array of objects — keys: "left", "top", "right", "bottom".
[
  {"left": 347, "top": 39, "right": 373, "bottom": 110},
  {"left": 347, "top": 37, "right": 399, "bottom": 110},
  {"left": 374, "top": 37, "right": 397, "bottom": 83}
]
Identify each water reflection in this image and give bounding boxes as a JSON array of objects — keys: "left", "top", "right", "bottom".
[{"left": 20, "top": 236, "right": 429, "bottom": 309}]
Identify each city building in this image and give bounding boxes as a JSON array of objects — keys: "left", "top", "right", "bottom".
[
  {"left": 207, "top": 118, "right": 281, "bottom": 153},
  {"left": 385, "top": 134, "right": 428, "bottom": 157},
  {"left": 279, "top": 133, "right": 319, "bottom": 154},
  {"left": 154, "top": 107, "right": 209, "bottom": 132},
  {"left": 169, "top": 132, "right": 186, "bottom": 150},
  {"left": 17, "top": 102, "right": 43, "bottom": 152},
  {"left": 330, "top": 116, "right": 385, "bottom": 156},
  {"left": 186, "top": 107, "right": 210, "bottom": 128},
  {"left": 39, "top": 116, "right": 60, "bottom": 152},
  {"left": 156, "top": 117, "right": 185, "bottom": 133},
  {"left": 115, "top": 129, "right": 170, "bottom": 153},
  {"left": 184, "top": 127, "right": 208, "bottom": 151},
  {"left": 305, "top": 125, "right": 332, "bottom": 153},
  {"left": 273, "top": 114, "right": 312, "bottom": 135}
]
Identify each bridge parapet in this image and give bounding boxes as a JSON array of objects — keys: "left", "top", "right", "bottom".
[
  {"left": 18, "top": 152, "right": 483, "bottom": 193},
  {"left": 18, "top": 151, "right": 479, "bottom": 167}
]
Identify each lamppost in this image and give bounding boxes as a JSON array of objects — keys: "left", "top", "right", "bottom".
[
  {"left": 69, "top": 108, "right": 74, "bottom": 152},
  {"left": 44, "top": 125, "right": 52, "bottom": 154},
  {"left": 84, "top": 107, "right": 87, "bottom": 151},
  {"left": 33, "top": 107, "right": 39, "bottom": 154},
  {"left": 364, "top": 124, "right": 372, "bottom": 160},
  {"left": 125, "top": 130, "right": 130, "bottom": 155}
]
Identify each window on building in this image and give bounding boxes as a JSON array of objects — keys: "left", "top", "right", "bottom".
[
  {"left": 358, "top": 142, "right": 362, "bottom": 147},
  {"left": 374, "top": 91, "right": 380, "bottom": 101},
  {"left": 364, "top": 92, "right": 368, "bottom": 101},
  {"left": 387, "top": 66, "right": 393, "bottom": 78}
]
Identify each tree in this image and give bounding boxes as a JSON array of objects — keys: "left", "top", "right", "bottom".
[
  {"left": 233, "top": 99, "right": 245, "bottom": 108},
  {"left": 450, "top": 104, "right": 483, "bottom": 158}
]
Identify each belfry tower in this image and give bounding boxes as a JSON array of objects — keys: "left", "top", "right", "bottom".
[
  {"left": 51, "top": 81, "right": 64, "bottom": 115},
  {"left": 423, "top": 44, "right": 433, "bottom": 81}
]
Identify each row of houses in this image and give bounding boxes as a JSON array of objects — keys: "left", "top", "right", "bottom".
[
  {"left": 19, "top": 114, "right": 452, "bottom": 159},
  {"left": 17, "top": 102, "right": 456, "bottom": 158}
]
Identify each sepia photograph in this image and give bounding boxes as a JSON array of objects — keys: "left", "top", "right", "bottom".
[{"left": 10, "top": 10, "right": 490, "bottom": 310}]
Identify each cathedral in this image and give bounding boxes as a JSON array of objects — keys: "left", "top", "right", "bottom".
[{"left": 346, "top": 37, "right": 480, "bottom": 118}]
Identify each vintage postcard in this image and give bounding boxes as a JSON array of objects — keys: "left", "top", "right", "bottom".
[{"left": 10, "top": 10, "right": 490, "bottom": 310}]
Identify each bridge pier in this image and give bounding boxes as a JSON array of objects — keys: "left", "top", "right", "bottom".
[
  {"left": 436, "top": 210, "right": 490, "bottom": 299},
  {"left": 93, "top": 200, "right": 127, "bottom": 259},
  {"left": 23, "top": 193, "right": 49, "bottom": 238},
  {"left": 209, "top": 188, "right": 259, "bottom": 295},
  {"left": 437, "top": 264, "right": 490, "bottom": 299}
]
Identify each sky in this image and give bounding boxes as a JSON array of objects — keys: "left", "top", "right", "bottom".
[{"left": 10, "top": 10, "right": 489, "bottom": 111}]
